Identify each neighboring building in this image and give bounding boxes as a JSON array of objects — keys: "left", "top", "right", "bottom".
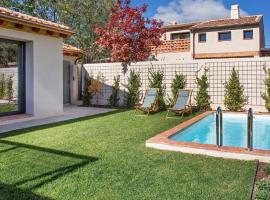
[
  {"left": 0, "top": 7, "right": 83, "bottom": 118},
  {"left": 152, "top": 5, "right": 269, "bottom": 61}
]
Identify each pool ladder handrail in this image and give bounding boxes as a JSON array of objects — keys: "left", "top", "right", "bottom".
[
  {"left": 247, "top": 108, "right": 253, "bottom": 151},
  {"left": 216, "top": 107, "right": 223, "bottom": 147}
]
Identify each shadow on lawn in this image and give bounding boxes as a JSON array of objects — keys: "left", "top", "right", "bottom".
[
  {"left": 0, "top": 140, "right": 98, "bottom": 199},
  {"left": 0, "top": 182, "right": 52, "bottom": 200},
  {"left": 0, "top": 109, "right": 128, "bottom": 139}
]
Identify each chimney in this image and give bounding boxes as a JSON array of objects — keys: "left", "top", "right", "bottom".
[{"left": 231, "top": 4, "right": 240, "bottom": 19}]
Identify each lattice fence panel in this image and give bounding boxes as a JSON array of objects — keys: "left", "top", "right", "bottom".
[{"left": 206, "top": 61, "right": 270, "bottom": 106}]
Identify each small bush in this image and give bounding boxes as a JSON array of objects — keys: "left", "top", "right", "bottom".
[
  {"left": 224, "top": 68, "right": 247, "bottom": 111},
  {"left": 82, "top": 74, "right": 93, "bottom": 106},
  {"left": 148, "top": 68, "right": 166, "bottom": 110},
  {"left": 124, "top": 70, "right": 142, "bottom": 108},
  {"left": 264, "top": 165, "right": 270, "bottom": 175},
  {"left": 108, "top": 75, "right": 120, "bottom": 107},
  {"left": 257, "top": 180, "right": 270, "bottom": 191},
  {"left": 256, "top": 189, "right": 270, "bottom": 200},
  {"left": 6, "top": 75, "right": 13, "bottom": 102},
  {"left": 171, "top": 73, "right": 186, "bottom": 101},
  {"left": 262, "top": 67, "right": 270, "bottom": 112},
  {"left": 88, "top": 73, "right": 105, "bottom": 105},
  {"left": 256, "top": 180, "right": 270, "bottom": 200},
  {"left": 195, "top": 70, "right": 210, "bottom": 111},
  {"left": 0, "top": 74, "right": 5, "bottom": 99}
]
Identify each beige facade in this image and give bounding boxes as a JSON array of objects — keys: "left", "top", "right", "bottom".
[
  {"left": 152, "top": 5, "right": 268, "bottom": 61},
  {"left": 193, "top": 27, "right": 261, "bottom": 57}
]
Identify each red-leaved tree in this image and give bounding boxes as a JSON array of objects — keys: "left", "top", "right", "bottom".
[{"left": 95, "top": 0, "right": 163, "bottom": 66}]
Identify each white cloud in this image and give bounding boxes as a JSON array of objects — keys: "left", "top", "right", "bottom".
[{"left": 153, "top": 0, "right": 248, "bottom": 24}]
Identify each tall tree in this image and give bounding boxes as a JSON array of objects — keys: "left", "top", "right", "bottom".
[
  {"left": 0, "top": 0, "right": 112, "bottom": 62},
  {"left": 95, "top": 0, "right": 163, "bottom": 68}
]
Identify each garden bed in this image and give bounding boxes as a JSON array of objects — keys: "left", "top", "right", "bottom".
[{"left": 253, "top": 162, "right": 270, "bottom": 200}]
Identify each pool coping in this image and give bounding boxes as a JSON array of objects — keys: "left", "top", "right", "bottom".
[{"left": 146, "top": 111, "right": 270, "bottom": 163}]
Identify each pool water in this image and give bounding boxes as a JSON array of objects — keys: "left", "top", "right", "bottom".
[{"left": 170, "top": 113, "right": 270, "bottom": 150}]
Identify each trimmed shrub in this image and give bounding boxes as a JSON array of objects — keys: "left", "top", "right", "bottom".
[
  {"left": 108, "top": 75, "right": 120, "bottom": 107},
  {"left": 171, "top": 73, "right": 186, "bottom": 101},
  {"left": 224, "top": 68, "right": 247, "bottom": 111},
  {"left": 124, "top": 70, "right": 142, "bottom": 108},
  {"left": 0, "top": 74, "right": 5, "bottom": 99},
  {"left": 82, "top": 74, "right": 93, "bottom": 106},
  {"left": 148, "top": 68, "right": 166, "bottom": 110},
  {"left": 262, "top": 67, "right": 270, "bottom": 112},
  {"left": 195, "top": 70, "right": 210, "bottom": 111},
  {"left": 6, "top": 75, "right": 13, "bottom": 102}
]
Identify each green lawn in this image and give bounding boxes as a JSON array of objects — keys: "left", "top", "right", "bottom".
[
  {"left": 0, "top": 110, "right": 256, "bottom": 200},
  {"left": 0, "top": 104, "right": 17, "bottom": 113}
]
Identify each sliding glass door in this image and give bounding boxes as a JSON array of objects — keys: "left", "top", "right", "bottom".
[{"left": 0, "top": 39, "right": 25, "bottom": 116}]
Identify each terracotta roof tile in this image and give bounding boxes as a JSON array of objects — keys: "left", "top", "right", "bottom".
[
  {"left": 63, "top": 44, "right": 83, "bottom": 56},
  {"left": 163, "top": 22, "right": 199, "bottom": 31},
  {"left": 162, "top": 16, "right": 262, "bottom": 32},
  {"left": 191, "top": 15, "right": 262, "bottom": 30},
  {"left": 0, "top": 7, "right": 73, "bottom": 35}
]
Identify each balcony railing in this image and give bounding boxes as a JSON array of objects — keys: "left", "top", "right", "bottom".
[{"left": 151, "top": 39, "right": 190, "bottom": 53}]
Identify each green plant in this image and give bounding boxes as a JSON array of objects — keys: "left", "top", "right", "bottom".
[
  {"left": 256, "top": 189, "right": 270, "bottom": 200},
  {"left": 224, "top": 68, "right": 247, "bottom": 111},
  {"left": 89, "top": 72, "right": 105, "bottom": 105},
  {"left": 257, "top": 180, "right": 270, "bottom": 191},
  {"left": 148, "top": 68, "right": 166, "bottom": 110},
  {"left": 108, "top": 75, "right": 120, "bottom": 107},
  {"left": 256, "top": 180, "right": 270, "bottom": 200},
  {"left": 263, "top": 165, "right": 270, "bottom": 175},
  {"left": 195, "top": 70, "right": 210, "bottom": 111},
  {"left": 0, "top": 74, "right": 5, "bottom": 99},
  {"left": 82, "top": 74, "right": 93, "bottom": 106},
  {"left": 262, "top": 67, "right": 270, "bottom": 112},
  {"left": 6, "top": 75, "right": 13, "bottom": 102},
  {"left": 171, "top": 73, "right": 186, "bottom": 101},
  {"left": 124, "top": 70, "right": 142, "bottom": 108}
]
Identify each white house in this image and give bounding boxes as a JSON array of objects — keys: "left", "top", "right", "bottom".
[
  {"left": 152, "top": 5, "right": 269, "bottom": 61},
  {"left": 0, "top": 7, "right": 82, "bottom": 118}
]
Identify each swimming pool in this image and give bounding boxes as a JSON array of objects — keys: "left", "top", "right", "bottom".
[{"left": 170, "top": 113, "right": 270, "bottom": 150}]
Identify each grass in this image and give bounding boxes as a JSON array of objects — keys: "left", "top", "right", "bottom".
[
  {"left": 0, "top": 104, "right": 17, "bottom": 113},
  {"left": 0, "top": 110, "right": 256, "bottom": 200}
]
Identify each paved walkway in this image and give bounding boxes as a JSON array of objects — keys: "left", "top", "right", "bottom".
[{"left": 0, "top": 106, "right": 116, "bottom": 133}]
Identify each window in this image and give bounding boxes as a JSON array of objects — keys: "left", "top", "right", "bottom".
[
  {"left": 244, "top": 30, "right": 253, "bottom": 40},
  {"left": 218, "top": 32, "right": 231, "bottom": 41},
  {"left": 198, "top": 33, "right": 206, "bottom": 42},
  {"left": 0, "top": 39, "right": 25, "bottom": 116},
  {"left": 171, "top": 32, "right": 190, "bottom": 40}
]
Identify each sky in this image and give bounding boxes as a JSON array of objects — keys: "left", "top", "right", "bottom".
[{"left": 131, "top": 0, "right": 270, "bottom": 46}]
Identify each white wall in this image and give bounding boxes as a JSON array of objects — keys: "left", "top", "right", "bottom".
[
  {"left": 194, "top": 27, "right": 261, "bottom": 54},
  {"left": 84, "top": 57, "right": 270, "bottom": 112},
  {"left": 0, "top": 27, "right": 63, "bottom": 118}
]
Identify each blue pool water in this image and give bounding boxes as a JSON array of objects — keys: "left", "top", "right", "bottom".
[{"left": 170, "top": 113, "right": 270, "bottom": 150}]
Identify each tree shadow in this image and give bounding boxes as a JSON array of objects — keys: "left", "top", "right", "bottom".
[
  {"left": 0, "top": 140, "right": 98, "bottom": 199},
  {"left": 0, "top": 109, "right": 128, "bottom": 139},
  {"left": 0, "top": 182, "right": 53, "bottom": 200}
]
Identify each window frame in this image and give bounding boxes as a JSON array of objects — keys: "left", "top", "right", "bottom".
[
  {"left": 198, "top": 33, "right": 207, "bottom": 43},
  {"left": 243, "top": 30, "right": 253, "bottom": 40},
  {"left": 0, "top": 38, "right": 26, "bottom": 117},
  {"left": 170, "top": 32, "right": 190, "bottom": 40},
  {"left": 218, "top": 31, "right": 232, "bottom": 42}
]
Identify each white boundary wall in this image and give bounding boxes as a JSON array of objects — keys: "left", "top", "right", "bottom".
[{"left": 84, "top": 57, "right": 270, "bottom": 112}]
